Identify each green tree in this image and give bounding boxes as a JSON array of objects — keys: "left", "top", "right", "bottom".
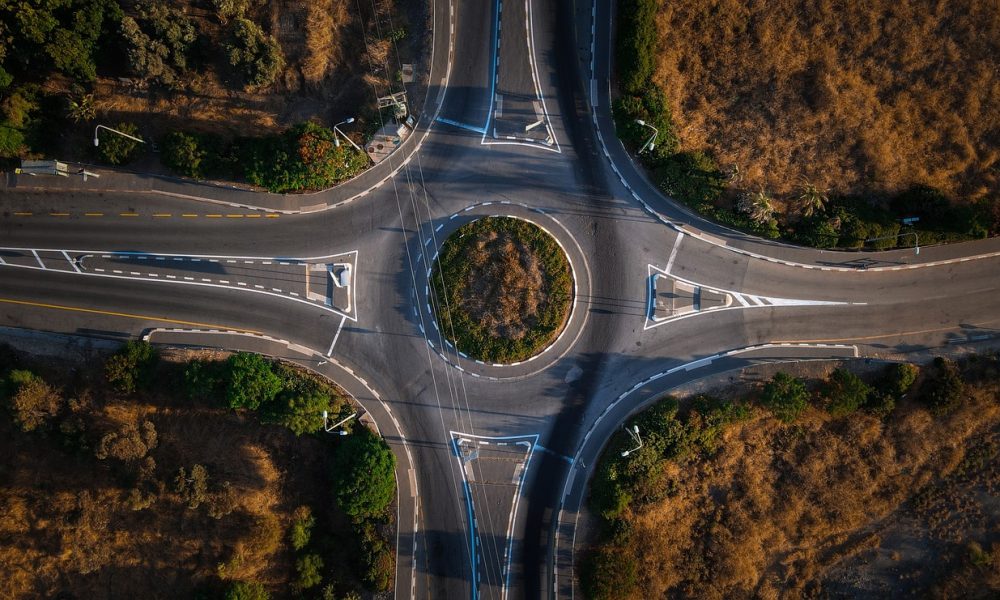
[
  {"left": 824, "top": 368, "right": 872, "bottom": 417},
  {"left": 104, "top": 340, "right": 158, "bottom": 393},
  {"left": 174, "top": 464, "right": 210, "bottom": 509},
  {"left": 331, "top": 429, "right": 396, "bottom": 519},
  {"left": 289, "top": 505, "right": 315, "bottom": 550},
  {"left": 184, "top": 359, "right": 226, "bottom": 402},
  {"left": 96, "top": 121, "right": 143, "bottom": 165},
  {"left": 798, "top": 181, "right": 829, "bottom": 218},
  {"left": 213, "top": 0, "right": 250, "bottom": 23},
  {"left": 3, "top": 369, "right": 62, "bottom": 432},
  {"left": 225, "top": 352, "right": 282, "bottom": 410},
  {"left": 268, "top": 389, "right": 331, "bottom": 435},
  {"left": 120, "top": 3, "right": 196, "bottom": 86},
  {"left": 884, "top": 362, "right": 919, "bottom": 398},
  {"left": 294, "top": 553, "right": 324, "bottom": 591},
  {"left": 922, "top": 357, "right": 965, "bottom": 414},
  {"left": 225, "top": 581, "right": 269, "bottom": 600},
  {"left": 760, "top": 372, "right": 810, "bottom": 423},
  {"left": 161, "top": 131, "right": 207, "bottom": 177},
  {"left": 226, "top": 17, "right": 284, "bottom": 90}
]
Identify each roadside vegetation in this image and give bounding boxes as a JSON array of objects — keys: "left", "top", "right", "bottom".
[
  {"left": 430, "top": 216, "right": 573, "bottom": 363},
  {"left": 0, "top": 0, "right": 422, "bottom": 191},
  {"left": 614, "top": 0, "right": 999, "bottom": 249},
  {"left": 0, "top": 342, "right": 396, "bottom": 598},
  {"left": 583, "top": 353, "right": 1000, "bottom": 599}
]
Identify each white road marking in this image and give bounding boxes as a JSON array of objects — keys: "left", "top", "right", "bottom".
[
  {"left": 30, "top": 250, "right": 45, "bottom": 269},
  {"left": 664, "top": 232, "right": 683, "bottom": 275}
]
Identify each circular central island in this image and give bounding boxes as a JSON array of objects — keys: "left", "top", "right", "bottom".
[{"left": 430, "top": 216, "right": 574, "bottom": 364}]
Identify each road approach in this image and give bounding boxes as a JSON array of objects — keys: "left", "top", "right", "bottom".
[{"left": 2, "top": 0, "right": 1000, "bottom": 598}]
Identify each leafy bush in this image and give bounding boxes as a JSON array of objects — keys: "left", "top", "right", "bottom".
[
  {"left": 824, "top": 368, "right": 872, "bottom": 417},
  {"left": 882, "top": 362, "right": 919, "bottom": 399},
  {"left": 95, "top": 121, "right": 143, "bottom": 165},
  {"left": 656, "top": 151, "right": 726, "bottom": 209},
  {"left": 615, "top": 0, "right": 658, "bottom": 95},
  {"left": 267, "top": 389, "right": 331, "bottom": 435},
  {"left": 921, "top": 357, "right": 965, "bottom": 414},
  {"left": 580, "top": 543, "right": 639, "bottom": 600},
  {"left": 225, "top": 581, "right": 269, "bottom": 600},
  {"left": 760, "top": 372, "right": 810, "bottom": 423},
  {"left": 184, "top": 359, "right": 227, "bottom": 402},
  {"left": 225, "top": 352, "right": 282, "bottom": 410},
  {"left": 612, "top": 92, "right": 678, "bottom": 159},
  {"left": 289, "top": 505, "right": 315, "bottom": 550},
  {"left": 174, "top": 464, "right": 210, "bottom": 509},
  {"left": 226, "top": 18, "right": 284, "bottom": 90},
  {"left": 95, "top": 420, "right": 158, "bottom": 463},
  {"left": 3, "top": 369, "right": 62, "bottom": 432},
  {"left": 362, "top": 531, "right": 395, "bottom": 592},
  {"left": 161, "top": 131, "right": 207, "bottom": 177},
  {"left": 241, "top": 122, "right": 369, "bottom": 192},
  {"left": 294, "top": 553, "right": 324, "bottom": 591},
  {"left": 331, "top": 428, "right": 396, "bottom": 519},
  {"left": 105, "top": 340, "right": 158, "bottom": 393}
]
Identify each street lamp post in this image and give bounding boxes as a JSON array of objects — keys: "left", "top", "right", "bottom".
[
  {"left": 322, "top": 410, "right": 357, "bottom": 435},
  {"left": 635, "top": 119, "right": 658, "bottom": 154},
  {"left": 333, "top": 118, "right": 363, "bottom": 152},
  {"left": 621, "top": 425, "right": 643, "bottom": 457},
  {"left": 93, "top": 124, "right": 145, "bottom": 148}
]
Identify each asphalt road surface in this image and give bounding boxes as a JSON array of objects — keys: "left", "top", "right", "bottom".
[{"left": 2, "top": 0, "right": 999, "bottom": 598}]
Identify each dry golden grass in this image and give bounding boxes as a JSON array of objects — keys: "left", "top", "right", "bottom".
[
  {"left": 616, "top": 377, "right": 1000, "bottom": 598},
  {"left": 0, "top": 351, "right": 346, "bottom": 599},
  {"left": 654, "top": 0, "right": 1000, "bottom": 203}
]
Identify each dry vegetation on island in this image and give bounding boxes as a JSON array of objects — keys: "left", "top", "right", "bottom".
[
  {"left": 653, "top": 0, "right": 1000, "bottom": 205},
  {"left": 583, "top": 355, "right": 1000, "bottom": 599},
  {"left": 431, "top": 217, "right": 573, "bottom": 363}
]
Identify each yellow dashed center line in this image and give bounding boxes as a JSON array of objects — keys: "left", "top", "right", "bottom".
[{"left": 9, "top": 210, "right": 280, "bottom": 219}]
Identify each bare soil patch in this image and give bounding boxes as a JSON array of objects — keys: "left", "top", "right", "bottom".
[{"left": 431, "top": 217, "right": 573, "bottom": 363}]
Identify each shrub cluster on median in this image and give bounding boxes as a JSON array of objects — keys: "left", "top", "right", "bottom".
[
  {"left": 612, "top": 1, "right": 996, "bottom": 249},
  {"left": 160, "top": 121, "right": 369, "bottom": 193}
]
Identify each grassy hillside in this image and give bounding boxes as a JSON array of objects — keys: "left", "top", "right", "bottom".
[
  {"left": 614, "top": 0, "right": 999, "bottom": 247},
  {"left": 653, "top": 0, "right": 999, "bottom": 204},
  {"left": 583, "top": 355, "right": 1000, "bottom": 599},
  {"left": 0, "top": 343, "right": 395, "bottom": 599}
]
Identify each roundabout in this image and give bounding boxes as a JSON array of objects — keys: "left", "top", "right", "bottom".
[
  {"left": 414, "top": 201, "right": 593, "bottom": 380},
  {"left": 430, "top": 216, "right": 572, "bottom": 364}
]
